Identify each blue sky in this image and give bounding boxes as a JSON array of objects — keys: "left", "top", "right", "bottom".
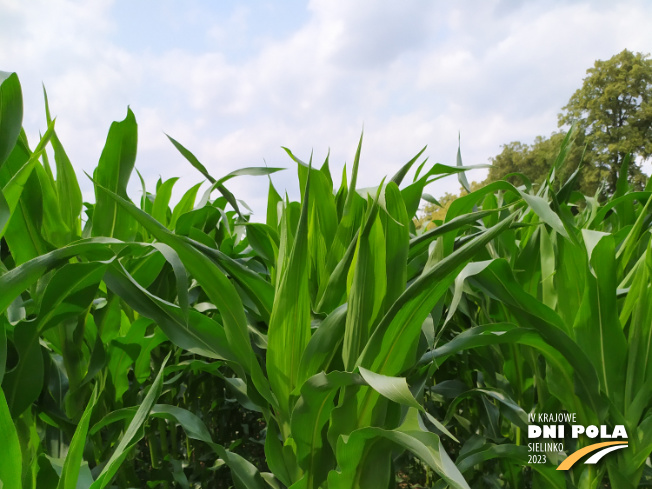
[{"left": 2, "top": 0, "right": 652, "bottom": 218}]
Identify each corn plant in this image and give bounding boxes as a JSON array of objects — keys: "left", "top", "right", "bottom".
[
  {"left": 417, "top": 140, "right": 652, "bottom": 488},
  {"left": 1, "top": 69, "right": 651, "bottom": 489}
]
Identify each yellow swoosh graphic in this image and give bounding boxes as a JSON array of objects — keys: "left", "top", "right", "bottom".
[{"left": 557, "top": 441, "right": 628, "bottom": 470}]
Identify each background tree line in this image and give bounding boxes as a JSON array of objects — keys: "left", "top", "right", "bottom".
[{"left": 420, "top": 49, "right": 652, "bottom": 226}]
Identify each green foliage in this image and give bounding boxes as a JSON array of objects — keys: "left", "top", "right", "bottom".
[
  {"left": 1, "top": 69, "right": 652, "bottom": 489},
  {"left": 486, "top": 132, "right": 597, "bottom": 193},
  {"left": 486, "top": 50, "right": 652, "bottom": 197},
  {"left": 417, "top": 181, "right": 484, "bottom": 229},
  {"left": 559, "top": 49, "right": 652, "bottom": 192}
]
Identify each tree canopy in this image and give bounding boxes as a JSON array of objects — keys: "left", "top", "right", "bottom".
[
  {"left": 486, "top": 132, "right": 594, "bottom": 193},
  {"left": 420, "top": 50, "right": 652, "bottom": 225},
  {"left": 558, "top": 49, "right": 652, "bottom": 191},
  {"left": 487, "top": 49, "right": 652, "bottom": 195}
]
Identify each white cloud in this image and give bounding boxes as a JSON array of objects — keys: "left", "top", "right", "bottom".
[{"left": 1, "top": 0, "right": 652, "bottom": 219}]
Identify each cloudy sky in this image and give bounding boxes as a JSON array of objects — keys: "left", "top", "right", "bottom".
[{"left": 2, "top": 0, "right": 651, "bottom": 218}]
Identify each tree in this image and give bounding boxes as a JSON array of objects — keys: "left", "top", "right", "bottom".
[
  {"left": 417, "top": 181, "right": 484, "bottom": 228},
  {"left": 424, "top": 50, "right": 652, "bottom": 223},
  {"left": 416, "top": 191, "right": 459, "bottom": 229},
  {"left": 486, "top": 132, "right": 600, "bottom": 194},
  {"left": 558, "top": 49, "right": 652, "bottom": 191}
]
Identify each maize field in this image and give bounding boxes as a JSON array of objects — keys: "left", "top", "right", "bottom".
[{"left": 1, "top": 71, "right": 651, "bottom": 488}]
